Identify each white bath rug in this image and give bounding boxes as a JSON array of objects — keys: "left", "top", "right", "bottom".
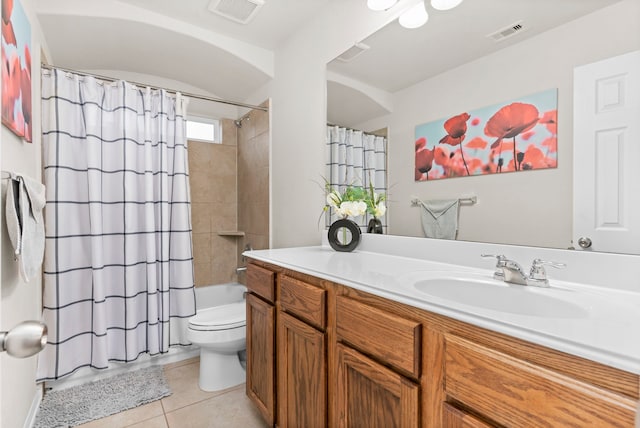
[{"left": 34, "top": 366, "right": 172, "bottom": 427}]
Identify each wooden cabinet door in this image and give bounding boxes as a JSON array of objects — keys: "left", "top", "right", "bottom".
[
  {"left": 336, "top": 343, "right": 419, "bottom": 428},
  {"left": 277, "top": 312, "right": 326, "bottom": 428},
  {"left": 246, "top": 293, "right": 276, "bottom": 426}
]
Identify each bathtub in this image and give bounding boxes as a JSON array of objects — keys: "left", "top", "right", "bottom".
[
  {"left": 196, "top": 283, "right": 247, "bottom": 310},
  {"left": 47, "top": 283, "right": 247, "bottom": 392}
]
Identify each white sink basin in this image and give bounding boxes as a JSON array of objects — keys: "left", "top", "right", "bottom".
[{"left": 401, "top": 271, "right": 588, "bottom": 318}]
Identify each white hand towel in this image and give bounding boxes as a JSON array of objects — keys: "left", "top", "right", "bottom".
[
  {"left": 418, "top": 199, "right": 459, "bottom": 240},
  {"left": 5, "top": 172, "right": 46, "bottom": 282}
]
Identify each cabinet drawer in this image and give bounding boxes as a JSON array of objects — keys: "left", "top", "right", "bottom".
[
  {"left": 336, "top": 296, "right": 421, "bottom": 378},
  {"left": 444, "top": 334, "right": 637, "bottom": 427},
  {"left": 279, "top": 275, "right": 326, "bottom": 329},
  {"left": 443, "top": 404, "right": 492, "bottom": 428},
  {"left": 247, "top": 264, "right": 275, "bottom": 303}
]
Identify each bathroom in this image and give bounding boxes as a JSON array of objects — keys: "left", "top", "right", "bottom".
[{"left": 1, "top": 0, "right": 639, "bottom": 427}]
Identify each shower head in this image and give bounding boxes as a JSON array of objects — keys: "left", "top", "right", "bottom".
[{"left": 234, "top": 116, "right": 250, "bottom": 128}]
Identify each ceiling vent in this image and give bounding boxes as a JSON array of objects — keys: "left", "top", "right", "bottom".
[
  {"left": 487, "top": 21, "right": 526, "bottom": 42},
  {"left": 336, "top": 43, "right": 371, "bottom": 63},
  {"left": 208, "top": 0, "right": 265, "bottom": 24}
]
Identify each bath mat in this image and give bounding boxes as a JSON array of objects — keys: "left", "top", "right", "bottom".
[{"left": 34, "top": 366, "right": 172, "bottom": 428}]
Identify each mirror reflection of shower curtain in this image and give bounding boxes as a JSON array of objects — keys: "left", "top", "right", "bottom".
[
  {"left": 37, "top": 69, "right": 196, "bottom": 381},
  {"left": 326, "top": 125, "right": 388, "bottom": 232}
]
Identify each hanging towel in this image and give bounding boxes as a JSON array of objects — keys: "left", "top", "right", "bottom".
[
  {"left": 418, "top": 199, "right": 459, "bottom": 240},
  {"left": 5, "top": 172, "right": 46, "bottom": 282}
]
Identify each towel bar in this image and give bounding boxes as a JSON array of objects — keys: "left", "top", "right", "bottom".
[{"left": 411, "top": 196, "right": 477, "bottom": 206}]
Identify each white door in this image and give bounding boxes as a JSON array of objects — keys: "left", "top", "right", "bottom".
[{"left": 573, "top": 50, "right": 640, "bottom": 254}]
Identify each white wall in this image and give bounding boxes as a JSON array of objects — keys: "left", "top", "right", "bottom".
[
  {"left": 268, "top": 0, "right": 420, "bottom": 248},
  {"left": 0, "top": 1, "right": 50, "bottom": 426},
  {"left": 356, "top": 0, "right": 640, "bottom": 249}
]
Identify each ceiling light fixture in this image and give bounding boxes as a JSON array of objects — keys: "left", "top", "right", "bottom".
[
  {"left": 399, "top": 1, "right": 429, "bottom": 29},
  {"left": 367, "top": 0, "right": 398, "bottom": 11},
  {"left": 430, "top": 0, "right": 463, "bottom": 11}
]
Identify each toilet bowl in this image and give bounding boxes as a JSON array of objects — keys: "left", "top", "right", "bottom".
[{"left": 187, "top": 301, "right": 246, "bottom": 392}]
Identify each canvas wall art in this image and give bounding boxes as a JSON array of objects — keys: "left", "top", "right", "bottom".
[
  {"left": 415, "top": 88, "right": 558, "bottom": 181},
  {"left": 2, "top": 0, "right": 32, "bottom": 142}
]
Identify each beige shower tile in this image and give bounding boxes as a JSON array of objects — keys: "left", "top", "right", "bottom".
[
  {"left": 76, "top": 401, "right": 164, "bottom": 428},
  {"left": 194, "top": 261, "right": 212, "bottom": 287},
  {"left": 252, "top": 131, "right": 270, "bottom": 169},
  {"left": 253, "top": 109, "right": 269, "bottom": 137},
  {"left": 187, "top": 141, "right": 212, "bottom": 173},
  {"left": 238, "top": 115, "right": 255, "bottom": 142},
  {"left": 244, "top": 203, "right": 269, "bottom": 236},
  {"left": 221, "top": 118, "right": 237, "bottom": 146},
  {"left": 189, "top": 173, "right": 215, "bottom": 203},
  {"left": 192, "top": 233, "right": 211, "bottom": 266},
  {"left": 161, "top": 361, "right": 222, "bottom": 413},
  {"left": 190, "top": 203, "right": 211, "bottom": 234},
  {"left": 245, "top": 233, "right": 269, "bottom": 251},
  {"left": 210, "top": 202, "right": 237, "bottom": 232},
  {"left": 209, "top": 176, "right": 237, "bottom": 204},
  {"left": 241, "top": 140, "right": 263, "bottom": 172},
  {"left": 165, "top": 385, "right": 268, "bottom": 428},
  {"left": 211, "top": 145, "right": 237, "bottom": 178}
]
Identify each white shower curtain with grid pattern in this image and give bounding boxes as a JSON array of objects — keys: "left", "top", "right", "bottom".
[
  {"left": 326, "top": 125, "right": 388, "bottom": 231},
  {"left": 37, "top": 70, "right": 196, "bottom": 381}
]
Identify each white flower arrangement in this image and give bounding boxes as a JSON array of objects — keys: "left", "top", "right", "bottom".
[
  {"left": 325, "top": 186, "right": 367, "bottom": 219},
  {"left": 323, "top": 181, "right": 386, "bottom": 220}
]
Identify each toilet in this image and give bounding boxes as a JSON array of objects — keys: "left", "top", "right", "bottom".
[{"left": 187, "top": 301, "right": 247, "bottom": 392}]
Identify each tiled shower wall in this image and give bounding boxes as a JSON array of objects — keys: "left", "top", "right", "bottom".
[
  {"left": 189, "top": 119, "right": 239, "bottom": 287},
  {"left": 188, "top": 102, "right": 270, "bottom": 288},
  {"left": 238, "top": 101, "right": 270, "bottom": 259}
]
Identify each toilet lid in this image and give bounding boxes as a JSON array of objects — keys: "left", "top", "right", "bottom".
[{"left": 189, "top": 302, "right": 246, "bottom": 331}]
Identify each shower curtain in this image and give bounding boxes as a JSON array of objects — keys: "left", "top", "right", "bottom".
[
  {"left": 37, "top": 69, "right": 196, "bottom": 381},
  {"left": 326, "top": 125, "right": 388, "bottom": 231}
]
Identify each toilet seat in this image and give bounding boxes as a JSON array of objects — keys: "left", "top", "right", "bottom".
[{"left": 188, "top": 302, "right": 246, "bottom": 331}]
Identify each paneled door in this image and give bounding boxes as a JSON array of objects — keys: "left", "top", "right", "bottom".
[
  {"left": 246, "top": 293, "right": 276, "bottom": 426},
  {"left": 573, "top": 50, "right": 640, "bottom": 254},
  {"left": 335, "top": 343, "right": 419, "bottom": 428}
]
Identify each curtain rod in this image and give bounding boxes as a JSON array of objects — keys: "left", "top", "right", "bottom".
[{"left": 40, "top": 64, "right": 269, "bottom": 112}]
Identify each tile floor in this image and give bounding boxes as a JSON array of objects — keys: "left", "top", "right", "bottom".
[{"left": 76, "top": 358, "right": 268, "bottom": 428}]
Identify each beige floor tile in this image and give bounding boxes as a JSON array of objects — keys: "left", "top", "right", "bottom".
[
  {"left": 126, "top": 415, "right": 169, "bottom": 428},
  {"left": 164, "top": 386, "right": 267, "bottom": 428},
  {"left": 76, "top": 401, "right": 164, "bottom": 428},
  {"left": 161, "top": 361, "right": 221, "bottom": 413},
  {"left": 163, "top": 357, "right": 199, "bottom": 371}
]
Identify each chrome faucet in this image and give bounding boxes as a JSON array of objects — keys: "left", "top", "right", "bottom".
[{"left": 481, "top": 255, "right": 566, "bottom": 287}]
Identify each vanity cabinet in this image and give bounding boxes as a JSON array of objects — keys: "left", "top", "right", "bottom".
[
  {"left": 247, "top": 263, "right": 328, "bottom": 428},
  {"left": 443, "top": 334, "right": 637, "bottom": 427},
  {"left": 246, "top": 264, "right": 276, "bottom": 426},
  {"left": 277, "top": 275, "right": 327, "bottom": 428},
  {"left": 246, "top": 260, "right": 640, "bottom": 428},
  {"left": 335, "top": 295, "right": 421, "bottom": 427}
]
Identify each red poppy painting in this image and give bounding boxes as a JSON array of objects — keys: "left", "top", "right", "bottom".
[
  {"left": 414, "top": 89, "right": 557, "bottom": 181},
  {"left": 2, "top": 0, "right": 32, "bottom": 142}
]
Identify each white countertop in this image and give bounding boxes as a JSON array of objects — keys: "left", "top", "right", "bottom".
[{"left": 245, "top": 240, "right": 640, "bottom": 375}]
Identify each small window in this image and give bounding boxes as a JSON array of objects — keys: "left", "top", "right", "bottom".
[{"left": 186, "top": 116, "right": 221, "bottom": 143}]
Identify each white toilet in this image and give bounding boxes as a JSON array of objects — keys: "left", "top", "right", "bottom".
[{"left": 187, "top": 301, "right": 247, "bottom": 392}]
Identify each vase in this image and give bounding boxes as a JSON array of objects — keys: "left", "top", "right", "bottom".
[
  {"left": 328, "top": 218, "right": 361, "bottom": 252},
  {"left": 367, "top": 218, "right": 383, "bottom": 234}
]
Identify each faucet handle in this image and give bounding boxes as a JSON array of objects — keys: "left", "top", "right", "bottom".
[
  {"left": 528, "top": 259, "right": 566, "bottom": 285},
  {"left": 481, "top": 254, "right": 507, "bottom": 279},
  {"left": 481, "top": 254, "right": 507, "bottom": 263}
]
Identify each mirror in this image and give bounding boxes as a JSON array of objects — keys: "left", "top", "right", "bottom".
[{"left": 327, "top": 0, "right": 639, "bottom": 254}]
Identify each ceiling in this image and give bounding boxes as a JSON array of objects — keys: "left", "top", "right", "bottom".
[
  {"left": 117, "top": 0, "right": 331, "bottom": 50},
  {"left": 327, "top": 0, "right": 624, "bottom": 127},
  {"left": 35, "top": 0, "right": 623, "bottom": 122}
]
